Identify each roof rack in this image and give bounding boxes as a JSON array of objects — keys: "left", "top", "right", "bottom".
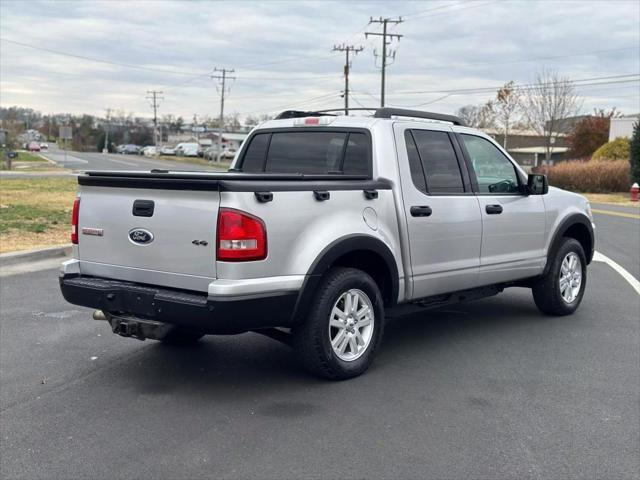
[
  {"left": 374, "top": 108, "right": 465, "bottom": 126},
  {"left": 275, "top": 107, "right": 465, "bottom": 126},
  {"left": 274, "top": 110, "right": 337, "bottom": 119}
]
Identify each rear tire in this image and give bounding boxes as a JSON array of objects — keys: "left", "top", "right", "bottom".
[
  {"left": 533, "top": 237, "right": 587, "bottom": 316},
  {"left": 159, "top": 328, "right": 205, "bottom": 346},
  {"left": 293, "top": 267, "right": 385, "bottom": 380}
]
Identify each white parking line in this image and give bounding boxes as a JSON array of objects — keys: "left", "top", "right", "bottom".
[{"left": 593, "top": 251, "right": 640, "bottom": 295}]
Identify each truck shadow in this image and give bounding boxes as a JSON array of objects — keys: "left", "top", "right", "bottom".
[{"left": 108, "top": 289, "right": 562, "bottom": 399}]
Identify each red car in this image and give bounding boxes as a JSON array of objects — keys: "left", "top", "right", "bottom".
[{"left": 27, "top": 142, "right": 41, "bottom": 152}]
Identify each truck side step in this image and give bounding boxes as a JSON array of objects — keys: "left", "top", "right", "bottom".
[{"left": 386, "top": 285, "right": 504, "bottom": 319}]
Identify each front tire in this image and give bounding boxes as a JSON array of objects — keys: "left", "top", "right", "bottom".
[
  {"left": 293, "top": 267, "right": 385, "bottom": 380},
  {"left": 533, "top": 237, "right": 587, "bottom": 316}
]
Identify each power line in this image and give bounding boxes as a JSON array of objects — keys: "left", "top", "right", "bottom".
[
  {"left": 237, "top": 91, "right": 341, "bottom": 117},
  {"left": 332, "top": 44, "right": 364, "bottom": 115},
  {"left": 0, "top": 37, "right": 340, "bottom": 81},
  {"left": 1, "top": 38, "right": 206, "bottom": 77},
  {"left": 390, "top": 74, "right": 640, "bottom": 96},
  {"left": 411, "top": 46, "right": 639, "bottom": 72},
  {"left": 211, "top": 68, "right": 235, "bottom": 162},
  {"left": 402, "top": 0, "right": 497, "bottom": 21},
  {"left": 365, "top": 17, "right": 403, "bottom": 107},
  {"left": 400, "top": 1, "right": 468, "bottom": 20},
  {"left": 352, "top": 75, "right": 640, "bottom": 108}
]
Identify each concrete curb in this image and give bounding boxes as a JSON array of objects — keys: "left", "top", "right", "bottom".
[{"left": 0, "top": 244, "right": 72, "bottom": 267}]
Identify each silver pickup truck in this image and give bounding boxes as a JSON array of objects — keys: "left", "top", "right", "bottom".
[{"left": 60, "top": 108, "right": 595, "bottom": 379}]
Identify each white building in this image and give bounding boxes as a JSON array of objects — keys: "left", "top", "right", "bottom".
[{"left": 609, "top": 115, "right": 638, "bottom": 141}]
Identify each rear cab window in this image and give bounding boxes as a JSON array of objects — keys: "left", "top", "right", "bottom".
[
  {"left": 404, "top": 129, "right": 466, "bottom": 194},
  {"left": 237, "top": 129, "right": 372, "bottom": 176}
]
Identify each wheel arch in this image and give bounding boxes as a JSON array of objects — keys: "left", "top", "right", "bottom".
[
  {"left": 544, "top": 213, "right": 594, "bottom": 275},
  {"left": 292, "top": 235, "right": 400, "bottom": 323}
]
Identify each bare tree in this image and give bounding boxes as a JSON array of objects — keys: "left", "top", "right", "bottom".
[
  {"left": 494, "top": 81, "right": 521, "bottom": 150},
  {"left": 523, "top": 70, "right": 582, "bottom": 162},
  {"left": 456, "top": 101, "right": 495, "bottom": 129}
]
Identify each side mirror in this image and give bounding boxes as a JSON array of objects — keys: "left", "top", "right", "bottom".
[{"left": 527, "top": 173, "right": 548, "bottom": 195}]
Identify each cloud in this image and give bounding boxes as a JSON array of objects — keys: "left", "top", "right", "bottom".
[{"left": 1, "top": 0, "right": 638, "bottom": 119}]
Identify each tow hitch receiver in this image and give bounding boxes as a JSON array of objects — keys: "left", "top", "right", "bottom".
[{"left": 93, "top": 310, "right": 174, "bottom": 341}]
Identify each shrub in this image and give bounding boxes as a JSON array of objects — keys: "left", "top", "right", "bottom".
[
  {"left": 538, "top": 160, "right": 630, "bottom": 193},
  {"left": 566, "top": 115, "right": 610, "bottom": 158},
  {"left": 630, "top": 121, "right": 639, "bottom": 184},
  {"left": 591, "top": 137, "right": 630, "bottom": 162}
]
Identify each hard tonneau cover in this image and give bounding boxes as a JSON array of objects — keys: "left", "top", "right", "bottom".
[{"left": 79, "top": 170, "right": 391, "bottom": 192}]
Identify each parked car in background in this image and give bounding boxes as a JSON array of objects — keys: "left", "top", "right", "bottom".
[
  {"left": 27, "top": 141, "right": 41, "bottom": 152},
  {"left": 175, "top": 142, "right": 199, "bottom": 157},
  {"left": 159, "top": 145, "right": 176, "bottom": 156},
  {"left": 223, "top": 148, "right": 237, "bottom": 160},
  {"left": 118, "top": 144, "right": 140, "bottom": 155},
  {"left": 39, "top": 142, "right": 49, "bottom": 150},
  {"left": 140, "top": 146, "right": 157, "bottom": 157},
  {"left": 203, "top": 145, "right": 236, "bottom": 161}
]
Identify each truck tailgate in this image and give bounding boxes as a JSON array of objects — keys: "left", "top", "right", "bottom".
[{"left": 77, "top": 185, "right": 219, "bottom": 290}]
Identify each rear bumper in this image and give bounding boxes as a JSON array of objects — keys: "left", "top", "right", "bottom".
[{"left": 59, "top": 275, "right": 298, "bottom": 334}]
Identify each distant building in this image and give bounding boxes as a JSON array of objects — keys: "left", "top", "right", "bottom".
[
  {"left": 483, "top": 128, "right": 568, "bottom": 167},
  {"left": 609, "top": 115, "right": 638, "bottom": 141}
]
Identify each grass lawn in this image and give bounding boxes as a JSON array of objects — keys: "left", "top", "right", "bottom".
[
  {"left": 582, "top": 192, "right": 640, "bottom": 207},
  {"left": 1, "top": 150, "right": 66, "bottom": 172},
  {"left": 0, "top": 177, "right": 77, "bottom": 253}
]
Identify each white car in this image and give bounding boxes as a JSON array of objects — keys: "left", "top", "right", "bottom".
[
  {"left": 159, "top": 146, "right": 176, "bottom": 156},
  {"left": 140, "top": 146, "right": 157, "bottom": 157},
  {"left": 39, "top": 142, "right": 49, "bottom": 150},
  {"left": 175, "top": 142, "right": 199, "bottom": 157}
]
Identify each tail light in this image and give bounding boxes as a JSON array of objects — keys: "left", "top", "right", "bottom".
[
  {"left": 71, "top": 197, "right": 80, "bottom": 244},
  {"left": 217, "top": 208, "right": 267, "bottom": 261}
]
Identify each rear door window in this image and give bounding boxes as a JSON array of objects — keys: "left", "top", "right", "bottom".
[
  {"left": 406, "top": 129, "right": 465, "bottom": 194},
  {"left": 239, "top": 130, "right": 370, "bottom": 175}
]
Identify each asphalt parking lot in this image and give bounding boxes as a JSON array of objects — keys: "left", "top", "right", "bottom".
[
  {"left": 1, "top": 208, "right": 639, "bottom": 479},
  {"left": 39, "top": 145, "right": 223, "bottom": 172}
]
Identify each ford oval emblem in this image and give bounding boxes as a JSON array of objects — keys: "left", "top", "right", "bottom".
[{"left": 128, "top": 228, "right": 154, "bottom": 245}]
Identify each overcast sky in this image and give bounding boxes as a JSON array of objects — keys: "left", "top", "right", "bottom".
[{"left": 1, "top": 0, "right": 638, "bottom": 121}]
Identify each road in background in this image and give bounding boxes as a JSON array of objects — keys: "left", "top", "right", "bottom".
[
  {"left": 41, "top": 145, "right": 225, "bottom": 172},
  {"left": 591, "top": 202, "right": 640, "bottom": 280}
]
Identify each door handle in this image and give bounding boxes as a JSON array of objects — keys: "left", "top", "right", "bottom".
[
  {"left": 486, "top": 204, "right": 503, "bottom": 215},
  {"left": 313, "top": 190, "right": 330, "bottom": 201},
  {"left": 410, "top": 206, "right": 433, "bottom": 217}
]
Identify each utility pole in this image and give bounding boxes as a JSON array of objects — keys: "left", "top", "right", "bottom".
[
  {"left": 211, "top": 67, "right": 235, "bottom": 162},
  {"left": 193, "top": 113, "right": 199, "bottom": 143},
  {"left": 146, "top": 90, "right": 163, "bottom": 155},
  {"left": 103, "top": 108, "right": 112, "bottom": 153},
  {"left": 332, "top": 44, "right": 364, "bottom": 115},
  {"left": 365, "top": 16, "right": 403, "bottom": 107}
]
